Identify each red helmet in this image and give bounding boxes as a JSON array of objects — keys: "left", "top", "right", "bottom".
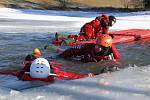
[{"left": 96, "top": 34, "right": 113, "bottom": 47}]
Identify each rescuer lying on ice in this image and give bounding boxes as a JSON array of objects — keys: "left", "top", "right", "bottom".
[{"left": 58, "top": 34, "right": 120, "bottom": 62}]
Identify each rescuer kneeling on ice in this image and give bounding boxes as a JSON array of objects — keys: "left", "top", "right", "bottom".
[{"left": 79, "top": 14, "right": 116, "bottom": 39}]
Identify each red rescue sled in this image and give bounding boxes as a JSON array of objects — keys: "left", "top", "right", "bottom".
[
  {"left": 51, "top": 29, "right": 150, "bottom": 46},
  {"left": 110, "top": 29, "right": 150, "bottom": 44},
  {"left": 0, "top": 61, "right": 93, "bottom": 82}
]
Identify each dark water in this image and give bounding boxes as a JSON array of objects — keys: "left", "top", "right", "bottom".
[
  {"left": 0, "top": 32, "right": 49, "bottom": 68},
  {"left": 0, "top": 32, "right": 150, "bottom": 74},
  {"left": 118, "top": 39, "right": 150, "bottom": 66}
]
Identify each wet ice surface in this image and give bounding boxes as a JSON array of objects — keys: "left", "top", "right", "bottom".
[{"left": 0, "top": 8, "right": 150, "bottom": 100}]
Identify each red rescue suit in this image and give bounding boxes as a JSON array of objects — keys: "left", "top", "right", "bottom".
[
  {"left": 59, "top": 43, "right": 120, "bottom": 62},
  {"left": 79, "top": 15, "right": 110, "bottom": 39}
]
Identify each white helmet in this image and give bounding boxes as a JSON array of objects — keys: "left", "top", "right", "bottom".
[{"left": 30, "top": 58, "right": 51, "bottom": 78}]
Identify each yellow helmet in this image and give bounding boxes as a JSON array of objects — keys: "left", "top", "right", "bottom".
[
  {"left": 33, "top": 48, "right": 41, "bottom": 58},
  {"left": 96, "top": 34, "right": 113, "bottom": 47}
]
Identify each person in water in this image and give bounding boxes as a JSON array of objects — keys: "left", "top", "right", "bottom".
[
  {"left": 59, "top": 34, "right": 120, "bottom": 62},
  {"left": 79, "top": 14, "right": 116, "bottom": 39},
  {"left": 18, "top": 48, "right": 41, "bottom": 79}
]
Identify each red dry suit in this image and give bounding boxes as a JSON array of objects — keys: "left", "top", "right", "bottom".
[
  {"left": 79, "top": 15, "right": 110, "bottom": 39},
  {"left": 59, "top": 43, "right": 120, "bottom": 62}
]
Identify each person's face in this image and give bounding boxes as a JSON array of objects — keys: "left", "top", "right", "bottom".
[{"left": 34, "top": 53, "right": 41, "bottom": 58}]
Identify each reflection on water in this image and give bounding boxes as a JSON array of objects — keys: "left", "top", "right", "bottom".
[{"left": 0, "top": 32, "right": 150, "bottom": 74}]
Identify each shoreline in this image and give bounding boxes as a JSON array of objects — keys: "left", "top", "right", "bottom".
[
  {"left": 0, "top": 6, "right": 149, "bottom": 12},
  {"left": 46, "top": 7, "right": 148, "bottom": 12}
]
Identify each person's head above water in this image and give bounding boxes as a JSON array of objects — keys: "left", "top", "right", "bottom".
[{"left": 33, "top": 48, "right": 41, "bottom": 58}]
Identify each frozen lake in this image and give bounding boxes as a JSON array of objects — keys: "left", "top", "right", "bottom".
[{"left": 0, "top": 8, "right": 150, "bottom": 100}]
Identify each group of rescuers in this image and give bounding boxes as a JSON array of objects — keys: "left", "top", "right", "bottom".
[{"left": 18, "top": 14, "right": 120, "bottom": 79}]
